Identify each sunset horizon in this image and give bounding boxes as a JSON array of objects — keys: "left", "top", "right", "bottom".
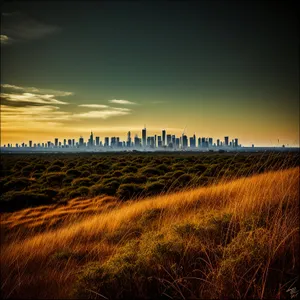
[{"left": 1, "top": 1, "right": 299, "bottom": 148}]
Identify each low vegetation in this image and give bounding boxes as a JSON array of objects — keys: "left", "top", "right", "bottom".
[
  {"left": 0, "top": 165, "right": 299, "bottom": 299},
  {"left": 1, "top": 152, "right": 299, "bottom": 212}
]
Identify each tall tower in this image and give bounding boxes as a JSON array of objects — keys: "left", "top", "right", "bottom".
[
  {"left": 224, "top": 136, "right": 229, "bottom": 146},
  {"left": 89, "top": 131, "right": 94, "bottom": 147},
  {"left": 162, "top": 130, "right": 166, "bottom": 146},
  {"left": 127, "top": 131, "right": 131, "bottom": 147},
  {"left": 142, "top": 127, "right": 147, "bottom": 148}
]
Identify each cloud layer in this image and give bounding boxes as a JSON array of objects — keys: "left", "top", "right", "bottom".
[
  {"left": 109, "top": 99, "right": 137, "bottom": 105},
  {"left": 1, "top": 93, "right": 69, "bottom": 105},
  {"left": 1, "top": 83, "right": 135, "bottom": 133},
  {"left": 1, "top": 84, "right": 73, "bottom": 97},
  {"left": 1, "top": 12, "right": 60, "bottom": 45}
]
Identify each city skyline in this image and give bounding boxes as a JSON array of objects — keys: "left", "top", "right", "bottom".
[
  {"left": 2, "top": 127, "right": 242, "bottom": 149},
  {"left": 1, "top": 1, "right": 299, "bottom": 147}
]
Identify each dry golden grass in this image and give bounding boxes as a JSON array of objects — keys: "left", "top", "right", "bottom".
[{"left": 1, "top": 167, "right": 299, "bottom": 299}]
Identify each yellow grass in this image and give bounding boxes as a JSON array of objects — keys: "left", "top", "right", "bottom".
[{"left": 1, "top": 167, "right": 299, "bottom": 299}]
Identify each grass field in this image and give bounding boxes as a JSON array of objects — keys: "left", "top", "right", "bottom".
[
  {"left": 1, "top": 163, "right": 299, "bottom": 299},
  {"left": 1, "top": 152, "right": 299, "bottom": 212}
]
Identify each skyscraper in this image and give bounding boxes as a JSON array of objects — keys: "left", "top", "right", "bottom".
[
  {"left": 172, "top": 135, "right": 176, "bottom": 146},
  {"left": 89, "top": 131, "right": 94, "bottom": 147},
  {"left": 158, "top": 136, "right": 162, "bottom": 147},
  {"left": 79, "top": 136, "right": 84, "bottom": 147},
  {"left": 208, "top": 138, "right": 213, "bottom": 147},
  {"left": 190, "top": 134, "right": 196, "bottom": 148},
  {"left": 105, "top": 137, "right": 109, "bottom": 147},
  {"left": 134, "top": 134, "right": 140, "bottom": 147},
  {"left": 95, "top": 136, "right": 100, "bottom": 146},
  {"left": 29, "top": 140, "right": 32, "bottom": 148},
  {"left": 217, "top": 139, "right": 220, "bottom": 147},
  {"left": 162, "top": 130, "right": 166, "bottom": 146},
  {"left": 167, "top": 134, "right": 171, "bottom": 146},
  {"left": 235, "top": 138, "right": 238, "bottom": 147},
  {"left": 127, "top": 131, "right": 131, "bottom": 147},
  {"left": 111, "top": 137, "right": 116, "bottom": 147},
  {"left": 198, "top": 137, "right": 201, "bottom": 148},
  {"left": 55, "top": 138, "right": 58, "bottom": 147},
  {"left": 224, "top": 136, "right": 229, "bottom": 146},
  {"left": 142, "top": 127, "right": 147, "bottom": 148},
  {"left": 182, "top": 135, "right": 188, "bottom": 148}
]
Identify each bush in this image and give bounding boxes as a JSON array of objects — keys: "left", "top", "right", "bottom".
[
  {"left": 21, "top": 165, "right": 34, "bottom": 176},
  {"left": 111, "top": 171, "right": 123, "bottom": 177},
  {"left": 47, "top": 165, "right": 61, "bottom": 173},
  {"left": 89, "top": 181, "right": 120, "bottom": 197},
  {"left": 116, "top": 184, "right": 144, "bottom": 200},
  {"left": 3, "top": 177, "right": 32, "bottom": 192},
  {"left": 71, "top": 178, "right": 93, "bottom": 187},
  {"left": 33, "top": 164, "right": 46, "bottom": 172},
  {"left": 68, "top": 186, "right": 90, "bottom": 199},
  {"left": 140, "top": 167, "right": 161, "bottom": 177},
  {"left": 66, "top": 169, "right": 81, "bottom": 178},
  {"left": 42, "top": 172, "right": 66, "bottom": 187},
  {"left": 144, "top": 181, "right": 165, "bottom": 196},
  {"left": 121, "top": 175, "right": 147, "bottom": 184},
  {"left": 0, "top": 191, "right": 53, "bottom": 212},
  {"left": 94, "top": 162, "right": 111, "bottom": 174},
  {"left": 80, "top": 170, "right": 91, "bottom": 177},
  {"left": 52, "top": 160, "right": 65, "bottom": 167},
  {"left": 88, "top": 174, "right": 102, "bottom": 182},
  {"left": 122, "top": 166, "right": 138, "bottom": 173},
  {"left": 156, "top": 164, "right": 170, "bottom": 173},
  {"left": 172, "top": 174, "right": 193, "bottom": 189}
]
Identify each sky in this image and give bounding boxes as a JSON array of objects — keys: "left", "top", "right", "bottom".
[{"left": 1, "top": 1, "right": 299, "bottom": 147}]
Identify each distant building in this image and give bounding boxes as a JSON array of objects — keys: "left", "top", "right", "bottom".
[
  {"left": 224, "top": 136, "right": 229, "bottom": 146},
  {"left": 182, "top": 135, "right": 188, "bottom": 148},
  {"left": 172, "top": 135, "right": 176, "bottom": 146},
  {"left": 127, "top": 131, "right": 131, "bottom": 147},
  {"left": 29, "top": 140, "right": 32, "bottom": 148},
  {"left": 158, "top": 136, "right": 162, "bottom": 147},
  {"left": 79, "top": 137, "right": 84, "bottom": 147},
  {"left": 142, "top": 128, "right": 147, "bottom": 148},
  {"left": 234, "top": 138, "right": 238, "bottom": 147},
  {"left": 217, "top": 139, "right": 220, "bottom": 147},
  {"left": 198, "top": 137, "right": 201, "bottom": 148},
  {"left": 104, "top": 137, "right": 109, "bottom": 147},
  {"left": 134, "top": 134, "right": 140, "bottom": 147},
  {"left": 111, "top": 137, "right": 116, "bottom": 147},
  {"left": 167, "top": 134, "right": 171, "bottom": 146},
  {"left": 162, "top": 130, "right": 166, "bottom": 146},
  {"left": 89, "top": 131, "right": 94, "bottom": 147},
  {"left": 55, "top": 138, "right": 58, "bottom": 147}
]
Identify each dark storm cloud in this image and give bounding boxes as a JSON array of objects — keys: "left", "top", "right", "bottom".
[{"left": 1, "top": 11, "right": 60, "bottom": 45}]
